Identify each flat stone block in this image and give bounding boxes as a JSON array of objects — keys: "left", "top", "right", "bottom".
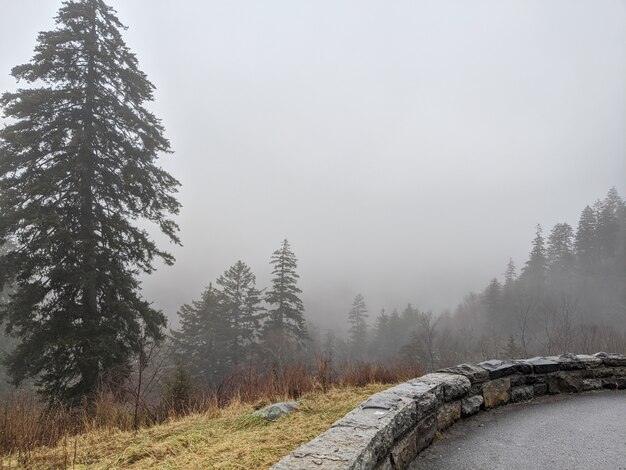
[
  {"left": 386, "top": 382, "right": 440, "bottom": 418},
  {"left": 437, "top": 400, "right": 461, "bottom": 431},
  {"left": 510, "top": 385, "right": 534, "bottom": 403},
  {"left": 524, "top": 357, "right": 560, "bottom": 374},
  {"left": 461, "top": 395, "right": 483, "bottom": 417},
  {"left": 478, "top": 360, "right": 531, "bottom": 379},
  {"left": 333, "top": 394, "right": 417, "bottom": 443},
  {"left": 482, "top": 378, "right": 511, "bottom": 409},
  {"left": 273, "top": 425, "right": 378, "bottom": 469},
  {"left": 437, "top": 364, "right": 490, "bottom": 384},
  {"left": 414, "top": 373, "right": 471, "bottom": 402}
]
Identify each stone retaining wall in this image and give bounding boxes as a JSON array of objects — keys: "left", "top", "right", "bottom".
[{"left": 270, "top": 352, "right": 626, "bottom": 470}]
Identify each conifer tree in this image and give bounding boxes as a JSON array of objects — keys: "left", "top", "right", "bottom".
[
  {"left": 171, "top": 284, "right": 229, "bottom": 387},
  {"left": 503, "top": 258, "right": 517, "bottom": 285},
  {"left": 347, "top": 294, "right": 368, "bottom": 358},
  {"left": 520, "top": 224, "right": 547, "bottom": 293},
  {"left": 546, "top": 223, "right": 575, "bottom": 284},
  {"left": 575, "top": 205, "right": 597, "bottom": 273},
  {"left": 0, "top": 0, "right": 180, "bottom": 403},
  {"left": 215, "top": 260, "right": 263, "bottom": 365},
  {"left": 263, "top": 239, "right": 308, "bottom": 344}
]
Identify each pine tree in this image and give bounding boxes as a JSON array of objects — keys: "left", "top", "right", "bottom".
[
  {"left": 215, "top": 261, "right": 263, "bottom": 366},
  {"left": 575, "top": 205, "right": 597, "bottom": 273},
  {"left": 546, "top": 222, "right": 575, "bottom": 285},
  {"left": 171, "top": 284, "right": 229, "bottom": 388},
  {"left": 520, "top": 224, "right": 548, "bottom": 293},
  {"left": 503, "top": 258, "right": 517, "bottom": 286},
  {"left": 263, "top": 239, "right": 308, "bottom": 345},
  {"left": 347, "top": 294, "right": 368, "bottom": 358},
  {"left": 0, "top": 0, "right": 180, "bottom": 403}
]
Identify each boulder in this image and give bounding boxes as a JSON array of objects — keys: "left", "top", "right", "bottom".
[{"left": 253, "top": 402, "right": 299, "bottom": 421}]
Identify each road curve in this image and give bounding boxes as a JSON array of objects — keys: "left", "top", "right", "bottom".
[{"left": 410, "top": 390, "right": 626, "bottom": 470}]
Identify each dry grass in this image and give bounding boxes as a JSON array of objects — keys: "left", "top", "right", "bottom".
[{"left": 2, "top": 383, "right": 394, "bottom": 470}]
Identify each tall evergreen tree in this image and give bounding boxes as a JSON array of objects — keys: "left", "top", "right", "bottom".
[
  {"left": 520, "top": 224, "right": 547, "bottom": 293},
  {"left": 171, "top": 284, "right": 229, "bottom": 388},
  {"left": 575, "top": 205, "right": 597, "bottom": 273},
  {"left": 503, "top": 258, "right": 517, "bottom": 286},
  {"left": 546, "top": 222, "right": 575, "bottom": 284},
  {"left": 347, "top": 294, "right": 368, "bottom": 358},
  {"left": 263, "top": 239, "right": 308, "bottom": 344},
  {"left": 215, "top": 260, "right": 263, "bottom": 365},
  {"left": 0, "top": 0, "right": 180, "bottom": 403}
]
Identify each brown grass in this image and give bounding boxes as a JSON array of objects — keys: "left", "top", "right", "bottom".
[
  {"left": 0, "top": 360, "right": 423, "bottom": 468},
  {"left": 1, "top": 383, "right": 396, "bottom": 469}
]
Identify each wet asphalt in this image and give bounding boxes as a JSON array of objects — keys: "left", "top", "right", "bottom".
[{"left": 410, "top": 390, "right": 626, "bottom": 470}]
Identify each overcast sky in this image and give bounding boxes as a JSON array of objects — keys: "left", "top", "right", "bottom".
[{"left": 1, "top": 0, "right": 624, "bottom": 332}]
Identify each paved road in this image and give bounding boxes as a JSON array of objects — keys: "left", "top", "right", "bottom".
[{"left": 410, "top": 391, "right": 626, "bottom": 470}]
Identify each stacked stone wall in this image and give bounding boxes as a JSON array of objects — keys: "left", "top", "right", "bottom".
[{"left": 270, "top": 352, "right": 626, "bottom": 470}]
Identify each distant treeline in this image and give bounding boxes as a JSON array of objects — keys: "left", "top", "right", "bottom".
[
  {"left": 169, "top": 187, "right": 626, "bottom": 388},
  {"left": 316, "top": 186, "right": 626, "bottom": 370}
]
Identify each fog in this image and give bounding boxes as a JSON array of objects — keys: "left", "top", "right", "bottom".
[{"left": 1, "top": 0, "right": 624, "bottom": 333}]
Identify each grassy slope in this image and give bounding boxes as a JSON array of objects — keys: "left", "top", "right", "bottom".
[{"left": 7, "top": 383, "right": 393, "bottom": 470}]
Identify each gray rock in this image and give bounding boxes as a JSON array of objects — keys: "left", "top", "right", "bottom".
[
  {"left": 414, "top": 373, "right": 471, "bottom": 402},
  {"left": 576, "top": 354, "right": 603, "bottom": 368},
  {"left": 546, "top": 353, "right": 584, "bottom": 371},
  {"left": 594, "top": 352, "right": 626, "bottom": 367},
  {"left": 387, "top": 381, "right": 441, "bottom": 416},
  {"left": 478, "top": 359, "right": 532, "bottom": 379},
  {"left": 437, "top": 364, "right": 490, "bottom": 384},
  {"left": 510, "top": 385, "right": 534, "bottom": 403},
  {"left": 524, "top": 357, "right": 560, "bottom": 374},
  {"left": 253, "top": 402, "right": 299, "bottom": 421},
  {"left": 547, "top": 371, "right": 582, "bottom": 394},
  {"left": 272, "top": 425, "right": 378, "bottom": 469},
  {"left": 334, "top": 394, "right": 417, "bottom": 442},
  {"left": 362, "top": 393, "right": 401, "bottom": 410},
  {"left": 461, "top": 395, "right": 483, "bottom": 417}
]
